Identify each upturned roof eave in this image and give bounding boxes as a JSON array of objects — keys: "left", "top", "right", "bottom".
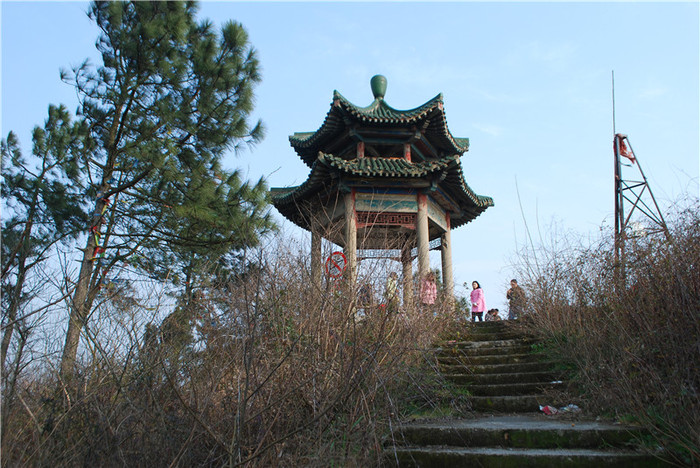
[
  {"left": 270, "top": 153, "right": 493, "bottom": 230},
  {"left": 333, "top": 90, "right": 444, "bottom": 123},
  {"left": 288, "top": 91, "right": 470, "bottom": 166}
]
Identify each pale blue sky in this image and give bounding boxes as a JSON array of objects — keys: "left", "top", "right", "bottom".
[{"left": 3, "top": 1, "right": 699, "bottom": 312}]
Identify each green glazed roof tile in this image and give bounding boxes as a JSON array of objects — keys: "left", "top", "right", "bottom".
[
  {"left": 319, "top": 153, "right": 454, "bottom": 178},
  {"left": 332, "top": 90, "right": 443, "bottom": 123},
  {"left": 271, "top": 151, "right": 493, "bottom": 230},
  {"left": 289, "top": 90, "right": 470, "bottom": 167}
]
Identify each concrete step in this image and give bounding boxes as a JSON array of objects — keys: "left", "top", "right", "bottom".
[
  {"left": 464, "top": 380, "right": 567, "bottom": 397},
  {"left": 440, "top": 353, "right": 544, "bottom": 366},
  {"left": 441, "top": 361, "right": 558, "bottom": 376},
  {"left": 446, "top": 330, "right": 523, "bottom": 342},
  {"left": 469, "top": 395, "right": 549, "bottom": 413},
  {"left": 389, "top": 415, "right": 648, "bottom": 450},
  {"left": 467, "top": 321, "right": 510, "bottom": 331},
  {"left": 437, "top": 352, "right": 542, "bottom": 366},
  {"left": 384, "top": 446, "right": 666, "bottom": 467},
  {"left": 438, "top": 361, "right": 562, "bottom": 375},
  {"left": 435, "top": 339, "right": 534, "bottom": 357},
  {"left": 444, "top": 370, "right": 561, "bottom": 386},
  {"left": 455, "top": 321, "right": 507, "bottom": 330}
]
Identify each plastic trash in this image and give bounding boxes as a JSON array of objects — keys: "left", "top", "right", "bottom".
[
  {"left": 539, "top": 405, "right": 559, "bottom": 415},
  {"left": 560, "top": 404, "right": 581, "bottom": 413}
]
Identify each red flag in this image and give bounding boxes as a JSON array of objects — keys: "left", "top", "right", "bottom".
[{"left": 615, "top": 133, "right": 636, "bottom": 164}]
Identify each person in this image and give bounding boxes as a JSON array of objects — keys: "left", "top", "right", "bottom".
[
  {"left": 506, "top": 279, "right": 526, "bottom": 320},
  {"left": 470, "top": 281, "right": 486, "bottom": 322},
  {"left": 357, "top": 283, "right": 373, "bottom": 320},
  {"left": 384, "top": 272, "right": 400, "bottom": 313},
  {"left": 420, "top": 272, "right": 437, "bottom": 313},
  {"left": 485, "top": 308, "right": 501, "bottom": 321}
]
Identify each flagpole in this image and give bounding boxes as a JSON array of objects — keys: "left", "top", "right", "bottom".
[
  {"left": 612, "top": 70, "right": 616, "bottom": 136},
  {"left": 612, "top": 71, "right": 625, "bottom": 282}
]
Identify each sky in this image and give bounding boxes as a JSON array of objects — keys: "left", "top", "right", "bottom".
[{"left": 2, "top": 1, "right": 699, "bottom": 314}]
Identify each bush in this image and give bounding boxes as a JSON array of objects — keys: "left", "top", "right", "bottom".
[
  {"left": 1, "top": 236, "right": 458, "bottom": 466},
  {"left": 512, "top": 202, "right": 700, "bottom": 465}
]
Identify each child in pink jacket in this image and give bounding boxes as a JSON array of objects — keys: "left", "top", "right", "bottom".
[
  {"left": 470, "top": 281, "right": 486, "bottom": 322},
  {"left": 420, "top": 272, "right": 438, "bottom": 312}
]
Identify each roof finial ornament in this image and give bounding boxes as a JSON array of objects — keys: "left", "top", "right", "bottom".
[{"left": 370, "top": 75, "right": 387, "bottom": 100}]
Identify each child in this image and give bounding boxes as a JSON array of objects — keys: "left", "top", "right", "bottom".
[
  {"left": 420, "top": 272, "right": 437, "bottom": 314},
  {"left": 485, "top": 308, "right": 501, "bottom": 321}
]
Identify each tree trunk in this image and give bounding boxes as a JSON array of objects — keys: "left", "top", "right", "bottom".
[
  {"left": 59, "top": 92, "right": 124, "bottom": 379},
  {"left": 1, "top": 261, "right": 27, "bottom": 370},
  {"left": 1, "top": 325, "right": 27, "bottom": 444},
  {"left": 59, "top": 194, "right": 108, "bottom": 379}
]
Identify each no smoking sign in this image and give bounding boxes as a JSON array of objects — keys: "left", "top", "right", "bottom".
[{"left": 324, "top": 251, "right": 347, "bottom": 279}]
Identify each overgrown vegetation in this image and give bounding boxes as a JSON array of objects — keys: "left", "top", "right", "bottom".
[
  {"left": 1, "top": 233, "right": 462, "bottom": 466},
  {"left": 1, "top": 3, "right": 469, "bottom": 465},
  {"left": 512, "top": 199, "right": 699, "bottom": 466}
]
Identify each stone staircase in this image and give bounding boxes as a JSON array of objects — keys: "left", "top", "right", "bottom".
[
  {"left": 436, "top": 320, "right": 563, "bottom": 413},
  {"left": 383, "top": 321, "right": 668, "bottom": 467}
]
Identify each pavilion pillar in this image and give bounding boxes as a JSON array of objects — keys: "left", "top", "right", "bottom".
[
  {"left": 416, "top": 193, "right": 430, "bottom": 279},
  {"left": 344, "top": 190, "right": 357, "bottom": 284},
  {"left": 441, "top": 216, "right": 454, "bottom": 307},
  {"left": 401, "top": 244, "right": 413, "bottom": 310},
  {"left": 311, "top": 224, "right": 322, "bottom": 292}
]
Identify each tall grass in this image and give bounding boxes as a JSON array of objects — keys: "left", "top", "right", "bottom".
[
  {"left": 512, "top": 201, "right": 699, "bottom": 465},
  {"left": 1, "top": 235, "right": 459, "bottom": 466}
]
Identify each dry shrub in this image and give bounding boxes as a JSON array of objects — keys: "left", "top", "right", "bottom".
[
  {"left": 2, "top": 235, "right": 458, "bottom": 467},
  {"left": 512, "top": 202, "right": 700, "bottom": 465}
]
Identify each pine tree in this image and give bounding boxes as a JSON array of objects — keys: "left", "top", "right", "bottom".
[
  {"left": 1, "top": 106, "right": 89, "bottom": 427},
  {"left": 57, "top": 1, "right": 272, "bottom": 378}
]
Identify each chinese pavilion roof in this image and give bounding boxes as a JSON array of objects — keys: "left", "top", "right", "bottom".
[
  {"left": 289, "top": 80, "right": 470, "bottom": 168},
  {"left": 271, "top": 153, "right": 493, "bottom": 231}
]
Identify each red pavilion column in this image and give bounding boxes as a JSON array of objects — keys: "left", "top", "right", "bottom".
[
  {"left": 416, "top": 193, "right": 430, "bottom": 279},
  {"left": 344, "top": 190, "right": 357, "bottom": 284},
  {"left": 441, "top": 212, "right": 454, "bottom": 307},
  {"left": 311, "top": 220, "right": 322, "bottom": 291},
  {"left": 401, "top": 243, "right": 413, "bottom": 310}
]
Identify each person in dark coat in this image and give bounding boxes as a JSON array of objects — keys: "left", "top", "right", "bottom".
[{"left": 506, "top": 279, "right": 526, "bottom": 320}]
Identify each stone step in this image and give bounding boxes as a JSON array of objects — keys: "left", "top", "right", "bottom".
[
  {"left": 469, "top": 395, "right": 550, "bottom": 413},
  {"left": 384, "top": 446, "right": 666, "bottom": 468},
  {"left": 437, "top": 348, "right": 544, "bottom": 365},
  {"left": 443, "top": 370, "right": 560, "bottom": 385},
  {"left": 461, "top": 321, "right": 509, "bottom": 330},
  {"left": 464, "top": 380, "right": 566, "bottom": 397},
  {"left": 389, "top": 415, "right": 651, "bottom": 450},
  {"left": 435, "top": 339, "right": 534, "bottom": 357},
  {"left": 437, "top": 352, "right": 542, "bottom": 366},
  {"left": 445, "top": 330, "right": 523, "bottom": 342},
  {"left": 440, "top": 361, "right": 558, "bottom": 375},
  {"left": 439, "top": 337, "right": 534, "bottom": 348}
]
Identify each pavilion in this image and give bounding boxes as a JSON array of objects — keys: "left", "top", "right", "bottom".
[{"left": 271, "top": 75, "right": 493, "bottom": 306}]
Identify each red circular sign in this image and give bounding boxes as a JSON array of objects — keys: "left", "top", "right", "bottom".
[{"left": 324, "top": 251, "right": 347, "bottom": 278}]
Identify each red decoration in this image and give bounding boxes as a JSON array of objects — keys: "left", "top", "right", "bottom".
[{"left": 615, "top": 134, "right": 636, "bottom": 164}]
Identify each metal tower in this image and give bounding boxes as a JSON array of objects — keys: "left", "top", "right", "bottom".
[{"left": 613, "top": 133, "right": 671, "bottom": 270}]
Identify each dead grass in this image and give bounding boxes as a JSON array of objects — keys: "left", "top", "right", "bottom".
[
  {"left": 511, "top": 202, "right": 700, "bottom": 466},
  {"left": 1, "top": 235, "right": 461, "bottom": 467}
]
